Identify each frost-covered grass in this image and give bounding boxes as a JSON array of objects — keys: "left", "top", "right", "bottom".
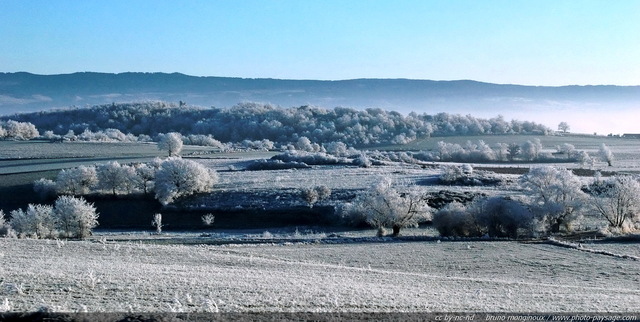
[
  {"left": 1, "top": 237, "right": 639, "bottom": 312},
  {"left": 381, "top": 134, "right": 640, "bottom": 173}
]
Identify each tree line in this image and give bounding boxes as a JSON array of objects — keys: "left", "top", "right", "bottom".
[{"left": 2, "top": 101, "right": 551, "bottom": 146}]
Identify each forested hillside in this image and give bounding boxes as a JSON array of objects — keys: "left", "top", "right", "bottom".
[{"left": 3, "top": 101, "right": 550, "bottom": 146}]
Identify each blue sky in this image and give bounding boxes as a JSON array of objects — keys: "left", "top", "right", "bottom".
[{"left": 1, "top": 0, "right": 638, "bottom": 85}]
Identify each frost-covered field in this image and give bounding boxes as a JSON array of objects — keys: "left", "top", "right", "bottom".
[
  {"left": 2, "top": 136, "right": 640, "bottom": 314},
  {"left": 1, "top": 238, "right": 639, "bottom": 312}
]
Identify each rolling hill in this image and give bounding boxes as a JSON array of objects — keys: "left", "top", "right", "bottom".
[{"left": 1, "top": 72, "right": 639, "bottom": 133}]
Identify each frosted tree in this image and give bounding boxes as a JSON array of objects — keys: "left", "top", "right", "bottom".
[
  {"left": 154, "top": 157, "right": 218, "bottom": 205},
  {"left": 53, "top": 195, "right": 99, "bottom": 239},
  {"left": 519, "top": 166, "right": 586, "bottom": 233},
  {"left": 97, "top": 161, "right": 137, "bottom": 195},
  {"left": 347, "top": 178, "right": 429, "bottom": 237},
  {"left": 494, "top": 143, "right": 509, "bottom": 161},
  {"left": 295, "top": 136, "right": 315, "bottom": 152},
  {"left": 158, "top": 132, "right": 184, "bottom": 157},
  {"left": 27, "top": 204, "right": 56, "bottom": 238},
  {"left": 557, "top": 143, "right": 576, "bottom": 159},
  {"left": 2, "top": 120, "right": 39, "bottom": 140},
  {"left": 324, "top": 141, "right": 348, "bottom": 156},
  {"left": 134, "top": 163, "right": 156, "bottom": 194},
  {"left": 10, "top": 204, "right": 55, "bottom": 238},
  {"left": 55, "top": 165, "right": 98, "bottom": 195},
  {"left": 0, "top": 125, "right": 6, "bottom": 138},
  {"left": 576, "top": 151, "right": 593, "bottom": 168},
  {"left": 588, "top": 176, "right": 640, "bottom": 232},
  {"left": 33, "top": 178, "right": 57, "bottom": 200},
  {"left": 507, "top": 143, "right": 520, "bottom": 161},
  {"left": 9, "top": 209, "right": 32, "bottom": 237},
  {"left": 521, "top": 139, "right": 542, "bottom": 161},
  {"left": 599, "top": 143, "right": 614, "bottom": 166}
]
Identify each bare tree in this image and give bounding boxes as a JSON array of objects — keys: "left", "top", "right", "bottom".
[
  {"left": 347, "top": 178, "right": 429, "bottom": 237},
  {"left": 588, "top": 176, "right": 640, "bottom": 232},
  {"left": 558, "top": 122, "right": 570, "bottom": 133}
]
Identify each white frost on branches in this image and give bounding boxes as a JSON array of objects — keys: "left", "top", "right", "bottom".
[
  {"left": 55, "top": 165, "right": 98, "bottom": 195},
  {"left": 158, "top": 132, "right": 184, "bottom": 157},
  {"left": 589, "top": 176, "right": 640, "bottom": 232},
  {"left": 519, "top": 166, "right": 586, "bottom": 233},
  {"left": 54, "top": 196, "right": 99, "bottom": 239},
  {"left": 343, "top": 178, "right": 429, "bottom": 237},
  {"left": 154, "top": 157, "right": 218, "bottom": 205}
]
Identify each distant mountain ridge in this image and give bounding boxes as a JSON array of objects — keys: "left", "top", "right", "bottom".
[{"left": 1, "top": 72, "right": 639, "bottom": 117}]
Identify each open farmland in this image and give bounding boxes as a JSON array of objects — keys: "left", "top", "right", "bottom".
[
  {"left": 1, "top": 134, "right": 640, "bottom": 315},
  {"left": 1, "top": 238, "right": 639, "bottom": 312}
]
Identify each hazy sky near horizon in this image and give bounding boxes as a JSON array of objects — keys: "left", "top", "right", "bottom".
[{"left": 1, "top": 0, "right": 639, "bottom": 86}]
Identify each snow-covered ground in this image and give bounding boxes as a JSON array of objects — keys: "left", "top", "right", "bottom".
[{"left": 1, "top": 237, "right": 638, "bottom": 312}]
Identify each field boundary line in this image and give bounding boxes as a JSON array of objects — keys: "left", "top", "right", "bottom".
[{"left": 545, "top": 238, "right": 639, "bottom": 261}]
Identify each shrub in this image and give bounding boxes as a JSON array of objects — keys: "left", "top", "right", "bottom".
[
  {"left": 300, "top": 185, "right": 331, "bottom": 208},
  {"left": 433, "top": 198, "right": 534, "bottom": 238},
  {"left": 439, "top": 164, "right": 501, "bottom": 186},
  {"left": 9, "top": 204, "right": 55, "bottom": 239},
  {"left": 151, "top": 213, "right": 163, "bottom": 234},
  {"left": 271, "top": 151, "right": 341, "bottom": 166},
  {"left": 301, "top": 188, "right": 319, "bottom": 208},
  {"left": 0, "top": 210, "right": 14, "bottom": 237},
  {"left": 432, "top": 202, "right": 482, "bottom": 237},
  {"left": 353, "top": 153, "right": 372, "bottom": 168},
  {"left": 245, "top": 159, "right": 310, "bottom": 171},
  {"left": 475, "top": 197, "right": 534, "bottom": 238},
  {"left": 440, "top": 165, "right": 469, "bottom": 183},
  {"left": 201, "top": 213, "right": 215, "bottom": 226}
]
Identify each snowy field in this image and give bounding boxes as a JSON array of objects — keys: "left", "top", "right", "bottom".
[
  {"left": 1, "top": 237, "right": 639, "bottom": 312},
  {"left": 2, "top": 136, "right": 640, "bottom": 314}
]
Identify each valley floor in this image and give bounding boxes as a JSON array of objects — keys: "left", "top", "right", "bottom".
[{"left": 1, "top": 236, "right": 639, "bottom": 313}]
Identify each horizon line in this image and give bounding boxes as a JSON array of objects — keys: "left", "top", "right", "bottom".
[{"left": 3, "top": 71, "right": 639, "bottom": 88}]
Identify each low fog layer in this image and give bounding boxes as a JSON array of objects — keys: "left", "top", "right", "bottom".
[{"left": 1, "top": 72, "right": 638, "bottom": 135}]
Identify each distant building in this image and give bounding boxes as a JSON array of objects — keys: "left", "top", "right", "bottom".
[{"left": 622, "top": 134, "right": 640, "bottom": 139}]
